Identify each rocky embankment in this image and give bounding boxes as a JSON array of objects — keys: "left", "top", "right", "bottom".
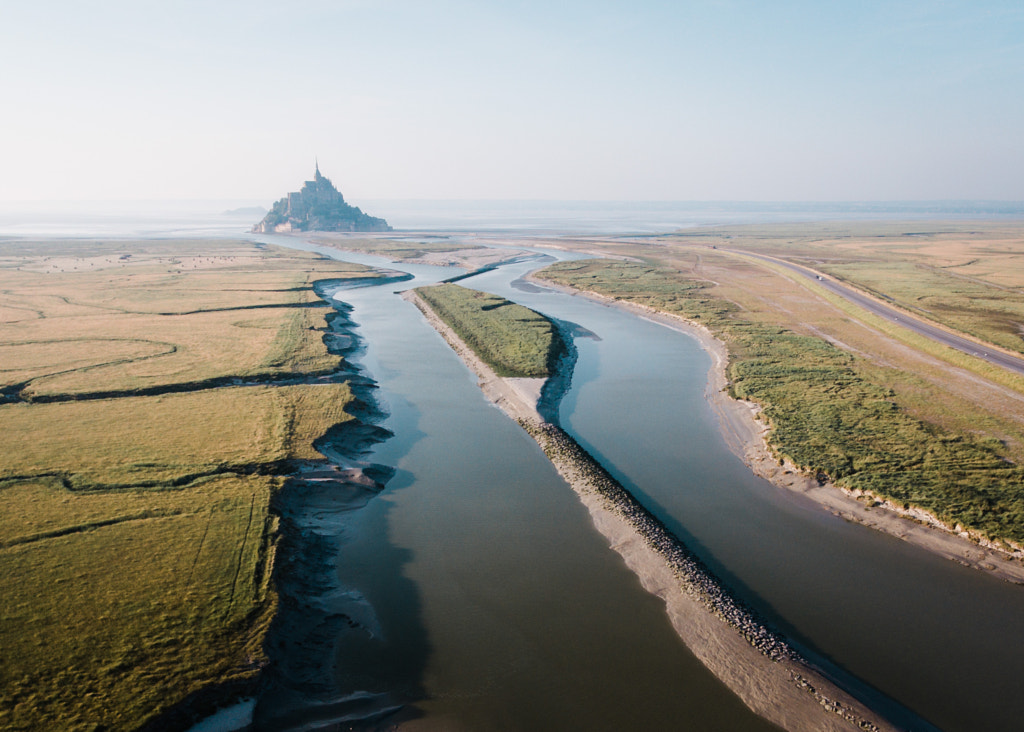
[
  {"left": 522, "top": 421, "right": 796, "bottom": 662},
  {"left": 520, "top": 420, "right": 886, "bottom": 731}
]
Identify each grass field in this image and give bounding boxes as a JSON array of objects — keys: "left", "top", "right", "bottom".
[
  {"left": 657, "top": 221, "right": 1024, "bottom": 355},
  {"left": 0, "top": 239, "right": 364, "bottom": 730},
  {"left": 538, "top": 258, "right": 1024, "bottom": 549},
  {"left": 0, "top": 477, "right": 275, "bottom": 730},
  {"left": 414, "top": 283, "right": 563, "bottom": 378},
  {"left": 0, "top": 239, "right": 370, "bottom": 397},
  {"left": 816, "top": 259, "right": 1024, "bottom": 354},
  {"left": 566, "top": 232, "right": 1024, "bottom": 450}
]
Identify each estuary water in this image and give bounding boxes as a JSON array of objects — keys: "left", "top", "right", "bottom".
[
  {"left": 300, "top": 248, "right": 778, "bottom": 730},
  {"left": 264, "top": 238, "right": 1024, "bottom": 732}
]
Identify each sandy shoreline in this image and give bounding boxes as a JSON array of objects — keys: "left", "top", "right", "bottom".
[
  {"left": 533, "top": 278, "right": 1024, "bottom": 585},
  {"left": 407, "top": 288, "right": 897, "bottom": 732}
]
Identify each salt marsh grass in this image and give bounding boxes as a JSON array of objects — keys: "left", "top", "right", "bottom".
[
  {"left": 0, "top": 239, "right": 364, "bottom": 730},
  {"left": 415, "top": 283, "right": 563, "bottom": 378},
  {"left": 539, "top": 258, "right": 1024, "bottom": 549}
]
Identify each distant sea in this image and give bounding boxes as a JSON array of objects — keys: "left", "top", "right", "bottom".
[{"left": 1, "top": 199, "right": 1023, "bottom": 238}]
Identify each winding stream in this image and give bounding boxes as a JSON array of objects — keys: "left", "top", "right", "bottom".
[{"left": 258, "top": 237, "right": 1024, "bottom": 731}]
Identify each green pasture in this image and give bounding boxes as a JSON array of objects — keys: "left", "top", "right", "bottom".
[{"left": 415, "top": 283, "right": 563, "bottom": 378}]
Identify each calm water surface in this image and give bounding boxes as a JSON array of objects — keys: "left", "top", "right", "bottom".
[
  {"left": 262, "top": 236, "right": 1024, "bottom": 732},
  {"left": 469, "top": 256, "right": 1024, "bottom": 732},
  {"left": 297, "top": 246, "right": 778, "bottom": 730}
]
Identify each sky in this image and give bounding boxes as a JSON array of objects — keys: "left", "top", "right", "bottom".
[{"left": 2, "top": 0, "right": 1023, "bottom": 203}]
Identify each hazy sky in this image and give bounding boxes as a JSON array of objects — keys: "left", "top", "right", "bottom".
[{"left": 2, "top": 0, "right": 1022, "bottom": 202}]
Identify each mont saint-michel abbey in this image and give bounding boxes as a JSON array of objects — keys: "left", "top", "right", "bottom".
[{"left": 253, "top": 164, "right": 391, "bottom": 233}]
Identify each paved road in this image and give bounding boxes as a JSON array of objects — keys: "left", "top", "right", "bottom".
[{"left": 730, "top": 249, "right": 1024, "bottom": 378}]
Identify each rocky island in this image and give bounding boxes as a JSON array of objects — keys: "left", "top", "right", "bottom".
[{"left": 253, "top": 164, "right": 391, "bottom": 233}]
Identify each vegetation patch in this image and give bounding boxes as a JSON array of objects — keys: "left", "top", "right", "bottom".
[
  {"left": 539, "top": 259, "right": 1024, "bottom": 547},
  {"left": 0, "top": 239, "right": 362, "bottom": 730},
  {"left": 0, "top": 478, "right": 275, "bottom": 731},
  {"left": 0, "top": 239, "right": 373, "bottom": 397},
  {"left": 415, "top": 283, "right": 563, "bottom": 378},
  {"left": 817, "top": 259, "right": 1024, "bottom": 354},
  {"left": 658, "top": 220, "right": 1024, "bottom": 355}
]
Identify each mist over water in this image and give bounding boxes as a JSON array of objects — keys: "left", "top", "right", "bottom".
[
  {"left": 367, "top": 199, "right": 1024, "bottom": 233},
  {"left": 0, "top": 201, "right": 263, "bottom": 238},
  {"left": 3, "top": 199, "right": 1023, "bottom": 239}
]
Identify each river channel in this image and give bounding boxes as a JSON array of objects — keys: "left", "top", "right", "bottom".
[{"left": 263, "top": 238, "right": 1024, "bottom": 731}]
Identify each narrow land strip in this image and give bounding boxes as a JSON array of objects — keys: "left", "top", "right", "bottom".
[{"left": 406, "top": 288, "right": 898, "bottom": 732}]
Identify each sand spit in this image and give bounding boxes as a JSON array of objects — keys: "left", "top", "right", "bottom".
[
  {"left": 537, "top": 279, "right": 1024, "bottom": 586},
  {"left": 309, "top": 233, "right": 532, "bottom": 272},
  {"left": 408, "top": 289, "right": 897, "bottom": 732}
]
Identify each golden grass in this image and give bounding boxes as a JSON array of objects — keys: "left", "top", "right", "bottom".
[
  {"left": 816, "top": 259, "right": 1024, "bottom": 353},
  {"left": 0, "top": 477, "right": 276, "bottom": 731},
  {"left": 723, "top": 252, "right": 1024, "bottom": 394},
  {"left": 0, "top": 383, "right": 352, "bottom": 490},
  {"left": 0, "top": 238, "right": 362, "bottom": 730},
  {"left": 0, "top": 239, "right": 369, "bottom": 396},
  {"left": 657, "top": 221, "right": 1024, "bottom": 355}
]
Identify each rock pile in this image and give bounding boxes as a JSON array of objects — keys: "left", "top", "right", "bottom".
[
  {"left": 522, "top": 419, "right": 882, "bottom": 731},
  {"left": 520, "top": 419, "right": 799, "bottom": 663}
]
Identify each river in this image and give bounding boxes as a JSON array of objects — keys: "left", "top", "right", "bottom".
[{"left": 258, "top": 238, "right": 1024, "bottom": 731}]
